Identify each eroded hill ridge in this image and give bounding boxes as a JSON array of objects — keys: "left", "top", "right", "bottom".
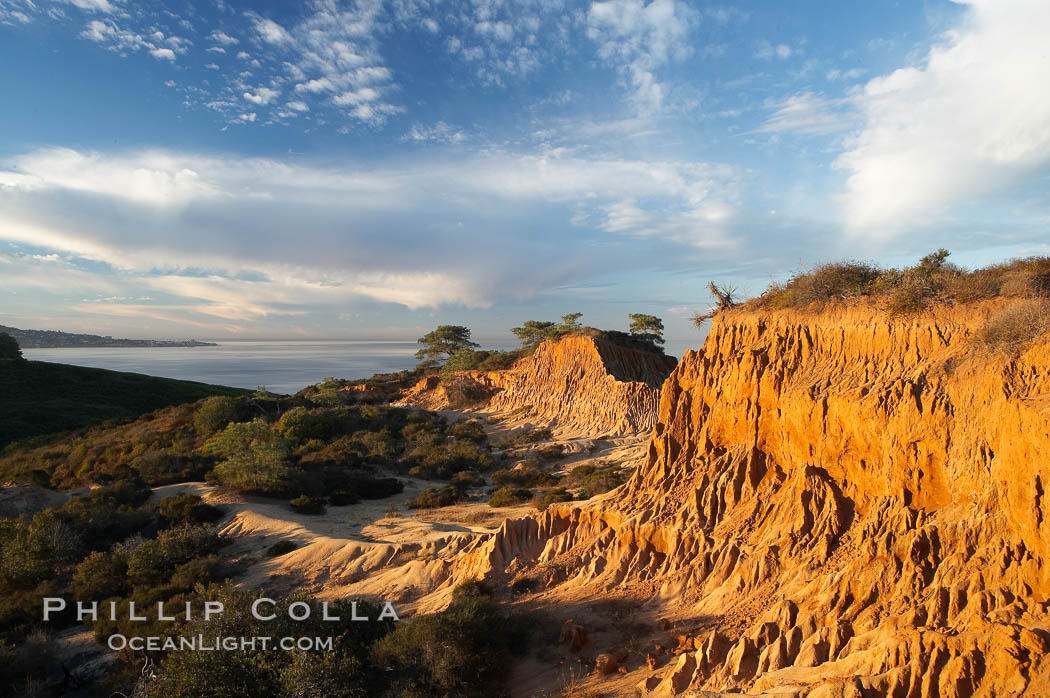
[
  {"left": 400, "top": 333, "right": 678, "bottom": 437},
  {"left": 439, "top": 302, "right": 1050, "bottom": 696}
]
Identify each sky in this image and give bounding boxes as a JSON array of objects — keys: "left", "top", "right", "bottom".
[{"left": 1, "top": 0, "right": 1049, "bottom": 344}]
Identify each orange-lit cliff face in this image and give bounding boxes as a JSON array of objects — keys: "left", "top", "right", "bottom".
[
  {"left": 401, "top": 333, "right": 678, "bottom": 437},
  {"left": 461, "top": 302, "right": 1050, "bottom": 695}
]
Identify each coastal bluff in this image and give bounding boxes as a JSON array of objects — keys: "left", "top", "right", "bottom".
[
  {"left": 446, "top": 301, "right": 1050, "bottom": 696},
  {"left": 399, "top": 333, "right": 678, "bottom": 437}
]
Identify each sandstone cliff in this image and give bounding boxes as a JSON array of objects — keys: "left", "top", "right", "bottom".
[
  {"left": 400, "top": 334, "right": 678, "bottom": 437},
  {"left": 456, "top": 301, "right": 1050, "bottom": 696}
]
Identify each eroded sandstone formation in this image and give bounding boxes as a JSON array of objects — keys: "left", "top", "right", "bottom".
[
  {"left": 457, "top": 302, "right": 1050, "bottom": 696},
  {"left": 400, "top": 334, "right": 678, "bottom": 437}
]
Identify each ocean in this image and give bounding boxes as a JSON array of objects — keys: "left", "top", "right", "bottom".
[{"left": 22, "top": 339, "right": 699, "bottom": 394}]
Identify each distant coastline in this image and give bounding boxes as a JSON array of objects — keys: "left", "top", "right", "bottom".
[{"left": 1, "top": 324, "right": 218, "bottom": 349}]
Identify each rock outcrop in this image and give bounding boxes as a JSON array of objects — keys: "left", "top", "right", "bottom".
[
  {"left": 400, "top": 334, "right": 678, "bottom": 437},
  {"left": 456, "top": 301, "right": 1050, "bottom": 696}
]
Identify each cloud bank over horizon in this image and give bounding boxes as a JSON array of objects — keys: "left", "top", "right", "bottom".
[{"left": 1, "top": 0, "right": 1049, "bottom": 339}]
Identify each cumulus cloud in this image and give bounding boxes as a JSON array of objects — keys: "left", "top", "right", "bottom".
[
  {"left": 243, "top": 87, "right": 279, "bottom": 105},
  {"left": 81, "top": 19, "right": 147, "bottom": 51},
  {"left": 332, "top": 87, "right": 379, "bottom": 106},
  {"left": 251, "top": 16, "right": 292, "bottom": 44},
  {"left": 586, "top": 0, "right": 697, "bottom": 114},
  {"left": 150, "top": 47, "right": 175, "bottom": 61},
  {"left": 208, "top": 29, "right": 238, "bottom": 45},
  {"left": 837, "top": 0, "right": 1050, "bottom": 236}
]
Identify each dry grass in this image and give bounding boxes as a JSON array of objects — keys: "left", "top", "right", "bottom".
[
  {"left": 739, "top": 252, "right": 1050, "bottom": 317},
  {"left": 976, "top": 299, "right": 1050, "bottom": 355}
]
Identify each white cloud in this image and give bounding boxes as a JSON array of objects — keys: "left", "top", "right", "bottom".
[
  {"left": 243, "top": 87, "right": 279, "bottom": 105},
  {"left": 0, "top": 6, "right": 31, "bottom": 24},
  {"left": 757, "top": 92, "right": 853, "bottom": 136},
  {"left": 755, "top": 41, "right": 793, "bottom": 60},
  {"left": 475, "top": 20, "right": 513, "bottom": 42},
  {"left": 348, "top": 102, "right": 402, "bottom": 126},
  {"left": 586, "top": 0, "right": 697, "bottom": 114},
  {"left": 1, "top": 148, "right": 220, "bottom": 205},
  {"left": 826, "top": 67, "right": 863, "bottom": 81},
  {"left": 59, "top": 0, "right": 120, "bottom": 14},
  {"left": 0, "top": 146, "right": 744, "bottom": 315},
  {"left": 404, "top": 121, "right": 467, "bottom": 144},
  {"left": 251, "top": 16, "right": 291, "bottom": 44},
  {"left": 286, "top": 100, "right": 309, "bottom": 112},
  {"left": 295, "top": 77, "right": 336, "bottom": 93},
  {"left": 150, "top": 47, "right": 175, "bottom": 61},
  {"left": 208, "top": 29, "right": 238, "bottom": 45},
  {"left": 332, "top": 87, "right": 379, "bottom": 106},
  {"left": 81, "top": 19, "right": 148, "bottom": 51},
  {"left": 837, "top": 0, "right": 1050, "bottom": 236}
]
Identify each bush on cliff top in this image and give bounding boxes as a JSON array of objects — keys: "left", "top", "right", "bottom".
[
  {"left": 738, "top": 251, "right": 1050, "bottom": 315},
  {"left": 976, "top": 299, "right": 1050, "bottom": 355}
]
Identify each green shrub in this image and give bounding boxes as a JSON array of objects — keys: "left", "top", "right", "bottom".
[
  {"left": 202, "top": 419, "right": 294, "bottom": 494},
  {"left": 298, "top": 435, "right": 367, "bottom": 468},
  {"left": 170, "top": 555, "right": 221, "bottom": 591},
  {"left": 536, "top": 487, "right": 574, "bottom": 511},
  {"left": 290, "top": 494, "right": 326, "bottom": 515},
  {"left": 329, "top": 490, "right": 361, "bottom": 506},
  {"left": 151, "top": 586, "right": 394, "bottom": 698},
  {"left": 408, "top": 486, "right": 463, "bottom": 509},
  {"left": 444, "top": 349, "right": 524, "bottom": 372},
  {"left": 266, "top": 540, "right": 298, "bottom": 557},
  {"left": 193, "top": 396, "right": 247, "bottom": 435},
  {"left": 73, "top": 550, "right": 130, "bottom": 600},
  {"left": 406, "top": 439, "right": 495, "bottom": 479},
  {"left": 0, "top": 332, "right": 22, "bottom": 360},
  {"left": 125, "top": 524, "right": 223, "bottom": 587},
  {"left": 487, "top": 486, "right": 532, "bottom": 508},
  {"left": 275, "top": 406, "right": 354, "bottom": 443},
  {"left": 348, "top": 428, "right": 400, "bottom": 463},
  {"left": 451, "top": 578, "right": 492, "bottom": 602},
  {"left": 449, "top": 420, "right": 486, "bottom": 443},
  {"left": 155, "top": 493, "right": 224, "bottom": 527},
  {"left": 490, "top": 463, "right": 558, "bottom": 488},
  {"left": 565, "top": 465, "right": 626, "bottom": 499},
  {"left": 450, "top": 470, "right": 484, "bottom": 488},
  {"left": 372, "top": 595, "right": 528, "bottom": 698}
]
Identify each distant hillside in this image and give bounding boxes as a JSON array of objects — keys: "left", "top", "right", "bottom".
[
  {"left": 0, "top": 359, "right": 248, "bottom": 450},
  {"left": 0, "top": 324, "right": 217, "bottom": 348}
]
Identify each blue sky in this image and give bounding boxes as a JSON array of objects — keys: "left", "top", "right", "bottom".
[{"left": 1, "top": 0, "right": 1048, "bottom": 344}]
